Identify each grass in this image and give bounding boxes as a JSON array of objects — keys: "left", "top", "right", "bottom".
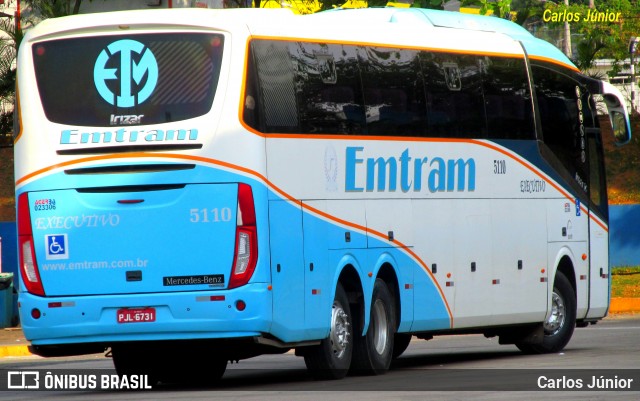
[{"left": 611, "top": 266, "right": 640, "bottom": 298}]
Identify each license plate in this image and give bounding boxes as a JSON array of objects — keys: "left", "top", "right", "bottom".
[{"left": 117, "top": 308, "right": 156, "bottom": 323}]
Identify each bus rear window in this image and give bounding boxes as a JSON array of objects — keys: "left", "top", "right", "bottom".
[{"left": 32, "top": 33, "right": 224, "bottom": 127}]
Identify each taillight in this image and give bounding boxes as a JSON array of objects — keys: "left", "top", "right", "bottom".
[
  {"left": 18, "top": 193, "right": 45, "bottom": 296},
  {"left": 228, "top": 184, "right": 258, "bottom": 289}
]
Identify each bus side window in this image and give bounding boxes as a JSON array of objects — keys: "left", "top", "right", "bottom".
[
  {"left": 252, "top": 40, "right": 299, "bottom": 133},
  {"left": 533, "top": 66, "right": 589, "bottom": 193},
  {"left": 291, "top": 42, "right": 365, "bottom": 135},
  {"left": 359, "top": 47, "right": 427, "bottom": 137},
  {"left": 421, "top": 52, "right": 486, "bottom": 139},
  {"left": 584, "top": 93, "right": 608, "bottom": 216},
  {"left": 482, "top": 57, "right": 535, "bottom": 140},
  {"left": 243, "top": 47, "right": 260, "bottom": 131}
]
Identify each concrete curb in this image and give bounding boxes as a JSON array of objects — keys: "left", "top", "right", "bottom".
[
  {"left": 0, "top": 298, "right": 637, "bottom": 358},
  {"left": 609, "top": 298, "right": 640, "bottom": 314},
  {"left": 0, "top": 345, "right": 31, "bottom": 358}
]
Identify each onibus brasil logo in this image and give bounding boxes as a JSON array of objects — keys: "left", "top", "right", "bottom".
[{"left": 93, "top": 39, "right": 158, "bottom": 108}]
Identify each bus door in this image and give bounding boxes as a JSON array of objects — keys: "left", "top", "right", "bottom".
[
  {"left": 584, "top": 94, "right": 610, "bottom": 319},
  {"left": 585, "top": 81, "right": 632, "bottom": 319}
]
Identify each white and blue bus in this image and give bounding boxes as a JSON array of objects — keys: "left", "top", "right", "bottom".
[{"left": 15, "top": 7, "right": 631, "bottom": 382}]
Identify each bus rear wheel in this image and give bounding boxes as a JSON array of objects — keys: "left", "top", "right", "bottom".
[
  {"left": 516, "top": 271, "right": 576, "bottom": 354},
  {"left": 392, "top": 333, "right": 412, "bottom": 359},
  {"left": 351, "top": 278, "right": 396, "bottom": 375},
  {"left": 303, "top": 283, "right": 353, "bottom": 380}
]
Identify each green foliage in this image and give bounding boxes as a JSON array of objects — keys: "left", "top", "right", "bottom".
[
  {"left": 611, "top": 267, "right": 640, "bottom": 298},
  {"left": 24, "top": 0, "right": 85, "bottom": 18},
  {"left": 367, "top": 0, "right": 389, "bottom": 7},
  {"left": 319, "top": 0, "right": 348, "bottom": 10},
  {"left": 0, "top": 0, "right": 89, "bottom": 138},
  {"left": 0, "top": 14, "right": 19, "bottom": 139},
  {"left": 540, "top": 0, "right": 640, "bottom": 73},
  {"left": 511, "top": 0, "right": 545, "bottom": 26},
  {"left": 461, "top": 0, "right": 512, "bottom": 18},
  {"left": 410, "top": 0, "right": 445, "bottom": 9},
  {"left": 0, "top": 46, "right": 16, "bottom": 101}
]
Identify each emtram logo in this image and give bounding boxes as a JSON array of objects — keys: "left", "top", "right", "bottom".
[{"left": 94, "top": 39, "right": 158, "bottom": 108}]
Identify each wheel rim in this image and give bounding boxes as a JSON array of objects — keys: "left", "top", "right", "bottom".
[
  {"left": 544, "top": 290, "right": 566, "bottom": 335},
  {"left": 330, "top": 302, "right": 350, "bottom": 359},
  {"left": 372, "top": 299, "right": 389, "bottom": 355}
]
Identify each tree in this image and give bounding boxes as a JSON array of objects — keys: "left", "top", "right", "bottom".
[
  {"left": 533, "top": 0, "right": 640, "bottom": 73},
  {"left": 0, "top": 0, "right": 87, "bottom": 140},
  {"left": 461, "top": 0, "right": 513, "bottom": 18},
  {"left": 0, "top": 7, "right": 23, "bottom": 143},
  {"left": 23, "top": 0, "right": 84, "bottom": 18},
  {"left": 410, "top": 0, "right": 446, "bottom": 9}
]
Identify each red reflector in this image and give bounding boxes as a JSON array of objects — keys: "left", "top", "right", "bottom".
[
  {"left": 492, "top": 279, "right": 500, "bottom": 285},
  {"left": 235, "top": 300, "right": 246, "bottom": 311},
  {"left": 18, "top": 193, "right": 32, "bottom": 236},
  {"left": 47, "top": 301, "right": 74, "bottom": 308},
  {"left": 196, "top": 295, "right": 225, "bottom": 302},
  {"left": 18, "top": 193, "right": 45, "bottom": 296},
  {"left": 229, "top": 184, "right": 258, "bottom": 289},
  {"left": 237, "top": 184, "right": 256, "bottom": 226},
  {"left": 446, "top": 281, "right": 454, "bottom": 287},
  {"left": 31, "top": 309, "right": 41, "bottom": 319},
  {"left": 540, "top": 277, "right": 548, "bottom": 282},
  {"left": 210, "top": 37, "right": 222, "bottom": 47},
  {"left": 404, "top": 284, "right": 412, "bottom": 290},
  {"left": 311, "top": 289, "right": 321, "bottom": 295}
]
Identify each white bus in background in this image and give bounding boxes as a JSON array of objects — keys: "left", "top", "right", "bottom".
[{"left": 14, "top": 7, "right": 631, "bottom": 383}]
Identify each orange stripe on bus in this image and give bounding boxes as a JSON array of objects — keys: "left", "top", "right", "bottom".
[{"left": 16, "top": 151, "right": 455, "bottom": 326}]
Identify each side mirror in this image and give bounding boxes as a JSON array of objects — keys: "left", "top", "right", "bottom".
[
  {"left": 611, "top": 111, "right": 629, "bottom": 145},
  {"left": 601, "top": 81, "right": 631, "bottom": 145}
]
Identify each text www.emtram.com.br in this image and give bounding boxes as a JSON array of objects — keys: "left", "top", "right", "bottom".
[{"left": 41, "top": 259, "right": 148, "bottom": 271}]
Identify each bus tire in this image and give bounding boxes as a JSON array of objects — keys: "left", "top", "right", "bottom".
[
  {"left": 158, "top": 354, "right": 227, "bottom": 385},
  {"left": 112, "top": 344, "right": 160, "bottom": 386},
  {"left": 351, "top": 278, "right": 396, "bottom": 375},
  {"left": 516, "top": 271, "right": 576, "bottom": 354},
  {"left": 112, "top": 343, "right": 227, "bottom": 385},
  {"left": 304, "top": 283, "right": 353, "bottom": 380},
  {"left": 392, "top": 333, "right": 412, "bottom": 359}
]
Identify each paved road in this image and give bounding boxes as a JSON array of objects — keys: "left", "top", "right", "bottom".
[{"left": 1, "top": 315, "right": 639, "bottom": 400}]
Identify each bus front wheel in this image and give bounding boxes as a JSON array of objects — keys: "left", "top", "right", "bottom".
[{"left": 517, "top": 271, "right": 576, "bottom": 354}]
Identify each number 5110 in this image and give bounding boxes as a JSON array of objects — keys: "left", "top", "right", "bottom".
[{"left": 190, "top": 207, "right": 233, "bottom": 223}]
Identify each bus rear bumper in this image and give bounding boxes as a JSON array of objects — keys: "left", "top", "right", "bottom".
[{"left": 19, "top": 283, "right": 273, "bottom": 348}]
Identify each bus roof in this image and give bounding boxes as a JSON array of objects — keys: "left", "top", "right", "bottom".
[
  {"left": 22, "top": 7, "right": 576, "bottom": 71},
  {"left": 305, "top": 8, "right": 576, "bottom": 70}
]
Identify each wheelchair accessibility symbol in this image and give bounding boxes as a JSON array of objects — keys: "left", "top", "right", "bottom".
[{"left": 45, "top": 234, "right": 69, "bottom": 260}]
